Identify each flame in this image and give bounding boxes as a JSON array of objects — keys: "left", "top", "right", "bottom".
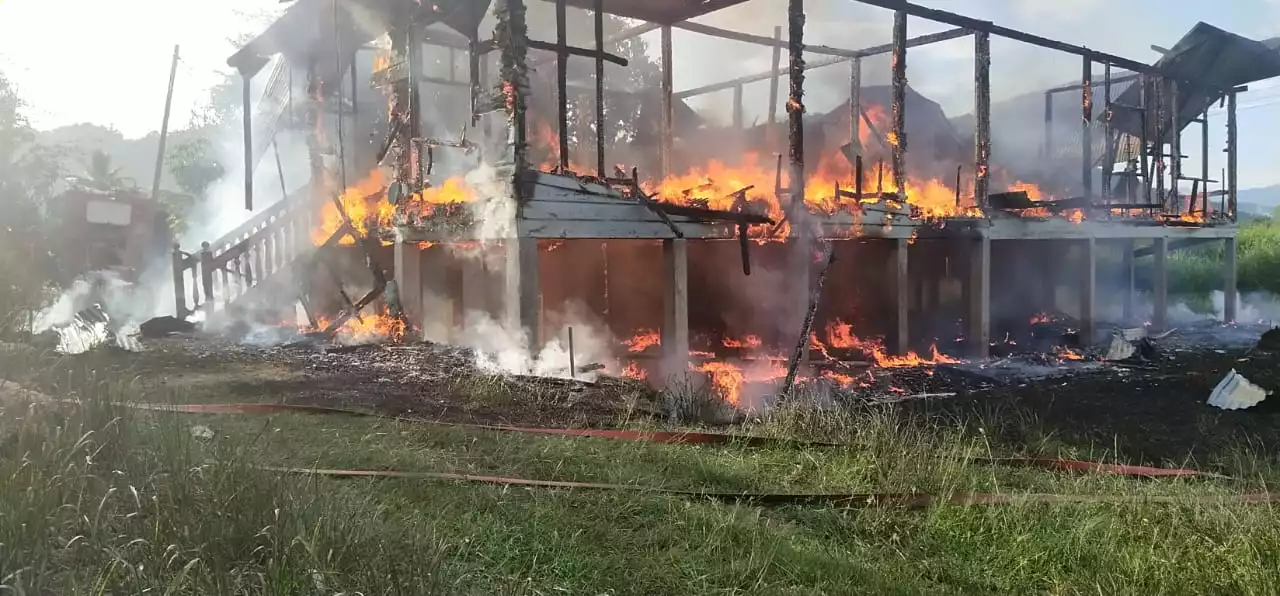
[
  {"left": 312, "top": 170, "right": 475, "bottom": 246},
  {"left": 871, "top": 344, "right": 960, "bottom": 368},
  {"left": 722, "top": 335, "right": 763, "bottom": 349},
  {"left": 1030, "top": 312, "right": 1051, "bottom": 324},
  {"left": 310, "top": 307, "right": 405, "bottom": 344},
  {"left": 625, "top": 329, "right": 661, "bottom": 353},
  {"left": 1054, "top": 346, "right": 1085, "bottom": 361},
  {"left": 622, "top": 361, "right": 647, "bottom": 380},
  {"left": 693, "top": 358, "right": 787, "bottom": 406}
]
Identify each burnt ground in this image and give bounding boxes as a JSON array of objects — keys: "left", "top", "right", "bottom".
[{"left": 4, "top": 320, "right": 1280, "bottom": 468}]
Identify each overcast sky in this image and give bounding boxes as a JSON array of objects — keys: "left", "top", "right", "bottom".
[{"left": 2, "top": 0, "right": 1279, "bottom": 188}]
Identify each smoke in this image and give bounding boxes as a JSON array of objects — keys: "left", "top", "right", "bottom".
[
  {"left": 32, "top": 270, "right": 157, "bottom": 333},
  {"left": 458, "top": 303, "right": 618, "bottom": 380},
  {"left": 1098, "top": 290, "right": 1280, "bottom": 326}
]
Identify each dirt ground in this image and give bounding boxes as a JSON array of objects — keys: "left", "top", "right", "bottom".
[{"left": 5, "top": 322, "right": 1280, "bottom": 468}]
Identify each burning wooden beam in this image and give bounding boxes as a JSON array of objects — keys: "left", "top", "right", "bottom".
[
  {"left": 974, "top": 31, "right": 991, "bottom": 208},
  {"left": 787, "top": 0, "right": 806, "bottom": 228},
  {"left": 890, "top": 10, "right": 907, "bottom": 196},
  {"left": 1082, "top": 57, "right": 1093, "bottom": 197}
]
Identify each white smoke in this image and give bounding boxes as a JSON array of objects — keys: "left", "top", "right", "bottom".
[
  {"left": 32, "top": 271, "right": 151, "bottom": 333},
  {"left": 458, "top": 305, "right": 618, "bottom": 380},
  {"left": 1099, "top": 290, "right": 1280, "bottom": 326}
]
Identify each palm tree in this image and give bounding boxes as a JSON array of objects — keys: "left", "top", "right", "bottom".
[{"left": 79, "top": 150, "right": 134, "bottom": 191}]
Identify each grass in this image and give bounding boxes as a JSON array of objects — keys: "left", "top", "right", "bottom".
[{"left": 4, "top": 374, "right": 1280, "bottom": 594}]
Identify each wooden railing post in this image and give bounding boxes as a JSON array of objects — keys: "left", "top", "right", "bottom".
[
  {"left": 199, "top": 242, "right": 216, "bottom": 317},
  {"left": 171, "top": 243, "right": 188, "bottom": 319}
]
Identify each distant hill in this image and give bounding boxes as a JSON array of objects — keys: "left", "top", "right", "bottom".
[
  {"left": 1237, "top": 184, "right": 1280, "bottom": 216},
  {"left": 34, "top": 123, "right": 209, "bottom": 192}
]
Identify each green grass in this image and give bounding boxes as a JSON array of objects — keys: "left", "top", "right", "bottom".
[{"left": 5, "top": 379, "right": 1280, "bottom": 595}]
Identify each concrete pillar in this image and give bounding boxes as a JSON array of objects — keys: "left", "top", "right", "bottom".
[
  {"left": 1151, "top": 237, "right": 1168, "bottom": 332},
  {"left": 1080, "top": 238, "right": 1096, "bottom": 344},
  {"left": 420, "top": 246, "right": 453, "bottom": 342},
  {"left": 889, "top": 238, "right": 910, "bottom": 354},
  {"left": 504, "top": 238, "right": 541, "bottom": 347},
  {"left": 393, "top": 241, "right": 423, "bottom": 338},
  {"left": 1120, "top": 238, "right": 1135, "bottom": 322},
  {"left": 968, "top": 235, "right": 991, "bottom": 358},
  {"left": 1224, "top": 236, "right": 1238, "bottom": 323},
  {"left": 661, "top": 238, "right": 689, "bottom": 382}
]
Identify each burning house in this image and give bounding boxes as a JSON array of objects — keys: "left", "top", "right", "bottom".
[{"left": 171, "top": 0, "right": 1279, "bottom": 407}]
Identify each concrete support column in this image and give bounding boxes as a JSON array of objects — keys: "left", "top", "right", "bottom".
[
  {"left": 661, "top": 238, "right": 689, "bottom": 383},
  {"left": 420, "top": 246, "right": 453, "bottom": 342},
  {"left": 968, "top": 235, "right": 991, "bottom": 358},
  {"left": 889, "top": 238, "right": 909, "bottom": 354},
  {"left": 1151, "top": 237, "right": 1168, "bottom": 332},
  {"left": 393, "top": 241, "right": 423, "bottom": 339},
  {"left": 1080, "top": 238, "right": 1096, "bottom": 344},
  {"left": 1224, "top": 236, "right": 1238, "bottom": 323},
  {"left": 504, "top": 238, "right": 541, "bottom": 348},
  {"left": 1120, "top": 238, "right": 1135, "bottom": 322}
]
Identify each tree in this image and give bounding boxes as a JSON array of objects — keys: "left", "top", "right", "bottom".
[
  {"left": 79, "top": 149, "right": 135, "bottom": 191},
  {"left": 0, "top": 71, "right": 63, "bottom": 333}
]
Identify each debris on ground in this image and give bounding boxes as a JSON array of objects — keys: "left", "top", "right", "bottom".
[
  {"left": 140, "top": 315, "right": 198, "bottom": 338},
  {"left": 1207, "top": 369, "right": 1270, "bottom": 410}
]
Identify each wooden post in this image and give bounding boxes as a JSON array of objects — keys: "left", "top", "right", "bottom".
[
  {"left": 850, "top": 57, "right": 862, "bottom": 158},
  {"left": 505, "top": 238, "right": 541, "bottom": 349},
  {"left": 660, "top": 25, "right": 674, "bottom": 178},
  {"left": 242, "top": 72, "right": 254, "bottom": 211},
  {"left": 406, "top": 23, "right": 422, "bottom": 189},
  {"left": 1102, "top": 62, "right": 1112, "bottom": 202},
  {"left": 1227, "top": 91, "right": 1238, "bottom": 220},
  {"left": 661, "top": 238, "right": 689, "bottom": 383},
  {"left": 593, "top": 0, "right": 606, "bottom": 178},
  {"left": 1154, "top": 78, "right": 1165, "bottom": 209},
  {"left": 1081, "top": 56, "right": 1093, "bottom": 196},
  {"left": 199, "top": 242, "right": 215, "bottom": 318},
  {"left": 151, "top": 45, "right": 180, "bottom": 202},
  {"left": 1139, "top": 75, "right": 1151, "bottom": 204},
  {"left": 394, "top": 241, "right": 424, "bottom": 338},
  {"left": 555, "top": 0, "right": 569, "bottom": 169},
  {"left": 496, "top": 0, "right": 529, "bottom": 179},
  {"left": 768, "top": 25, "right": 782, "bottom": 127},
  {"left": 968, "top": 234, "right": 990, "bottom": 358},
  {"left": 1121, "top": 238, "right": 1135, "bottom": 321},
  {"left": 890, "top": 9, "right": 908, "bottom": 195},
  {"left": 1168, "top": 80, "right": 1179, "bottom": 211},
  {"left": 1224, "top": 237, "right": 1238, "bottom": 323},
  {"left": 1151, "top": 237, "right": 1168, "bottom": 332},
  {"left": 787, "top": 0, "right": 806, "bottom": 208},
  {"left": 171, "top": 244, "right": 188, "bottom": 319},
  {"left": 890, "top": 238, "right": 909, "bottom": 354},
  {"left": 1080, "top": 238, "right": 1096, "bottom": 344},
  {"left": 973, "top": 31, "right": 990, "bottom": 208},
  {"left": 1199, "top": 107, "right": 1209, "bottom": 215},
  {"left": 1042, "top": 93, "right": 1053, "bottom": 162},
  {"left": 732, "top": 83, "right": 744, "bottom": 130}
]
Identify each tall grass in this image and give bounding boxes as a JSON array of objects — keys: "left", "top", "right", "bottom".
[{"left": 0, "top": 385, "right": 450, "bottom": 594}]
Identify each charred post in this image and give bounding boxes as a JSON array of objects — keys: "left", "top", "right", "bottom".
[
  {"left": 1081, "top": 57, "right": 1092, "bottom": 197},
  {"left": 555, "top": 0, "right": 569, "bottom": 169},
  {"left": 406, "top": 24, "right": 423, "bottom": 189},
  {"left": 1227, "top": 91, "right": 1238, "bottom": 220},
  {"left": 495, "top": 0, "right": 530, "bottom": 179},
  {"left": 1200, "top": 106, "right": 1209, "bottom": 214},
  {"left": 768, "top": 25, "right": 782, "bottom": 128},
  {"left": 1153, "top": 78, "right": 1165, "bottom": 208},
  {"left": 890, "top": 10, "right": 908, "bottom": 196},
  {"left": 787, "top": 0, "right": 807, "bottom": 212},
  {"left": 1138, "top": 75, "right": 1151, "bottom": 204},
  {"left": 242, "top": 72, "right": 254, "bottom": 211},
  {"left": 973, "top": 31, "right": 991, "bottom": 208},
  {"left": 1102, "top": 62, "right": 1113, "bottom": 202},
  {"left": 1042, "top": 93, "right": 1053, "bottom": 162},
  {"left": 660, "top": 26, "right": 674, "bottom": 177},
  {"left": 733, "top": 83, "right": 744, "bottom": 130},
  {"left": 850, "top": 57, "right": 862, "bottom": 158},
  {"left": 594, "top": 0, "right": 606, "bottom": 177},
  {"left": 1168, "top": 80, "right": 1180, "bottom": 212}
]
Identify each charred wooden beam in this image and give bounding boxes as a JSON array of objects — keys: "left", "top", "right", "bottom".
[
  {"left": 674, "top": 27, "right": 971, "bottom": 99},
  {"left": 1139, "top": 75, "right": 1151, "bottom": 204},
  {"left": 527, "top": 39, "right": 628, "bottom": 67},
  {"left": 850, "top": 57, "right": 862, "bottom": 158},
  {"left": 890, "top": 10, "right": 907, "bottom": 196},
  {"left": 1154, "top": 78, "right": 1164, "bottom": 209},
  {"left": 674, "top": 20, "right": 861, "bottom": 58},
  {"left": 242, "top": 72, "right": 254, "bottom": 211},
  {"left": 527, "top": 21, "right": 657, "bottom": 69},
  {"left": 1102, "top": 62, "right": 1113, "bottom": 202},
  {"left": 768, "top": 26, "right": 782, "bottom": 127},
  {"left": 787, "top": 0, "right": 806, "bottom": 227},
  {"left": 1045, "top": 72, "right": 1140, "bottom": 94},
  {"left": 1042, "top": 91, "right": 1052, "bottom": 161},
  {"left": 660, "top": 25, "right": 674, "bottom": 177},
  {"left": 495, "top": 0, "right": 531, "bottom": 177},
  {"left": 594, "top": 0, "right": 606, "bottom": 178},
  {"left": 974, "top": 31, "right": 990, "bottom": 208},
  {"left": 655, "top": 203, "right": 774, "bottom": 225},
  {"left": 782, "top": 242, "right": 836, "bottom": 397},
  {"left": 1199, "top": 105, "right": 1209, "bottom": 215},
  {"left": 851, "top": 0, "right": 1235, "bottom": 94},
  {"left": 555, "top": 0, "right": 569, "bottom": 170},
  {"left": 1081, "top": 57, "right": 1092, "bottom": 197},
  {"left": 1227, "top": 91, "right": 1238, "bottom": 220},
  {"left": 1168, "top": 80, "right": 1180, "bottom": 211}
]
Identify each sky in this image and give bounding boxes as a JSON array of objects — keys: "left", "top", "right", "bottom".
[{"left": 2, "top": 0, "right": 1280, "bottom": 188}]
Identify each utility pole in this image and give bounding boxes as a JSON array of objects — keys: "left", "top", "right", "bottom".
[{"left": 150, "top": 45, "right": 180, "bottom": 201}]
